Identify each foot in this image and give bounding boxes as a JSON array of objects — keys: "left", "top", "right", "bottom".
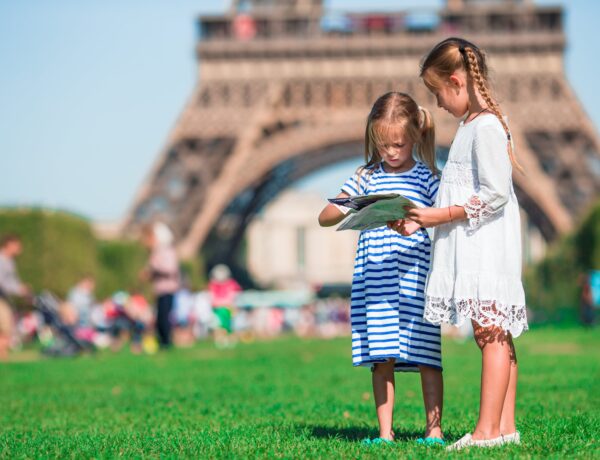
[
  {"left": 502, "top": 431, "right": 521, "bottom": 445},
  {"left": 378, "top": 429, "right": 394, "bottom": 441},
  {"left": 424, "top": 428, "right": 443, "bottom": 439},
  {"left": 361, "top": 437, "right": 394, "bottom": 446},
  {"left": 446, "top": 433, "right": 506, "bottom": 451},
  {"left": 416, "top": 437, "right": 445, "bottom": 447}
]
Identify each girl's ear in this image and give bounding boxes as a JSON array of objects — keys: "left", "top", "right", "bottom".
[{"left": 448, "top": 73, "right": 463, "bottom": 90}]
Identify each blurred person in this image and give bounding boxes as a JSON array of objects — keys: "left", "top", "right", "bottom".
[
  {"left": 0, "top": 234, "right": 30, "bottom": 360},
  {"left": 208, "top": 264, "right": 241, "bottom": 348},
  {"left": 579, "top": 272, "right": 595, "bottom": 327},
  {"left": 295, "top": 304, "right": 316, "bottom": 337},
  {"left": 66, "top": 275, "right": 97, "bottom": 342},
  {"left": 140, "top": 222, "right": 180, "bottom": 349},
  {"left": 109, "top": 291, "right": 151, "bottom": 354},
  {"left": 125, "top": 289, "right": 154, "bottom": 353},
  {"left": 318, "top": 92, "right": 442, "bottom": 446},
  {"left": 90, "top": 298, "right": 116, "bottom": 349},
  {"left": 267, "top": 307, "right": 284, "bottom": 337},
  {"left": 108, "top": 291, "right": 131, "bottom": 352},
  {"left": 66, "top": 275, "right": 95, "bottom": 327},
  {"left": 17, "top": 310, "right": 40, "bottom": 343},
  {"left": 252, "top": 306, "right": 271, "bottom": 339},
  {"left": 233, "top": 306, "right": 254, "bottom": 343},
  {"left": 173, "top": 285, "right": 195, "bottom": 347},
  {"left": 191, "top": 290, "right": 213, "bottom": 339}
]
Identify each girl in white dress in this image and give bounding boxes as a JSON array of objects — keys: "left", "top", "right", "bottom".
[{"left": 392, "top": 37, "right": 528, "bottom": 450}]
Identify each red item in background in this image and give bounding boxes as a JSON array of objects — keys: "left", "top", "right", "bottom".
[
  {"left": 233, "top": 14, "right": 256, "bottom": 40},
  {"left": 208, "top": 279, "right": 241, "bottom": 307},
  {"left": 104, "top": 300, "right": 120, "bottom": 319},
  {"left": 365, "top": 15, "right": 391, "bottom": 32}
]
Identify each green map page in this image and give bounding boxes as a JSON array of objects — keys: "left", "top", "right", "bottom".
[{"left": 336, "top": 195, "right": 417, "bottom": 231}]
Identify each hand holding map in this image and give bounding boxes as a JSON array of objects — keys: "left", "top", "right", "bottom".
[{"left": 327, "top": 193, "right": 417, "bottom": 231}]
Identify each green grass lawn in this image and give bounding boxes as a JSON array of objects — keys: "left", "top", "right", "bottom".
[{"left": 1, "top": 326, "right": 599, "bottom": 459}]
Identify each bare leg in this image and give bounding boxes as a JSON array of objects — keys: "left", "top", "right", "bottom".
[
  {"left": 418, "top": 365, "right": 444, "bottom": 438},
  {"left": 372, "top": 360, "right": 396, "bottom": 440},
  {"left": 500, "top": 336, "right": 518, "bottom": 435},
  {"left": 471, "top": 320, "right": 512, "bottom": 440}
]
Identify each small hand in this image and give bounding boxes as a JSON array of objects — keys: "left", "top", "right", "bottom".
[
  {"left": 400, "top": 219, "right": 421, "bottom": 236},
  {"left": 387, "top": 219, "right": 404, "bottom": 233},
  {"left": 403, "top": 206, "right": 449, "bottom": 228},
  {"left": 387, "top": 219, "right": 421, "bottom": 236}
]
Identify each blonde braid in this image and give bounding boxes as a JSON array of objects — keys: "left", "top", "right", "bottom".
[{"left": 464, "top": 47, "right": 524, "bottom": 174}]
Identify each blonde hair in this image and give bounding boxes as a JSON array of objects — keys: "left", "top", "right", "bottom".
[
  {"left": 420, "top": 37, "right": 523, "bottom": 174},
  {"left": 358, "top": 92, "right": 437, "bottom": 185}
]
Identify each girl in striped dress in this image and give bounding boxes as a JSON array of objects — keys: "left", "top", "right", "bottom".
[{"left": 319, "top": 92, "right": 444, "bottom": 445}]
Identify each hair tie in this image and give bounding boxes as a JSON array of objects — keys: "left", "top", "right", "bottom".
[{"left": 458, "top": 45, "right": 469, "bottom": 68}]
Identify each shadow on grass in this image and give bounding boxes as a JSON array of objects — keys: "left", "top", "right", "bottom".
[{"left": 300, "top": 424, "right": 423, "bottom": 442}]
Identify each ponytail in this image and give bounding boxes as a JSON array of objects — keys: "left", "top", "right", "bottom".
[{"left": 415, "top": 106, "right": 438, "bottom": 176}]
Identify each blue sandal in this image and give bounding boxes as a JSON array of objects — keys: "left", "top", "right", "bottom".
[
  {"left": 361, "top": 437, "right": 394, "bottom": 446},
  {"left": 416, "top": 437, "right": 446, "bottom": 447}
]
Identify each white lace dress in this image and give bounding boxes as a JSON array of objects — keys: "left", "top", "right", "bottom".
[{"left": 423, "top": 115, "right": 528, "bottom": 337}]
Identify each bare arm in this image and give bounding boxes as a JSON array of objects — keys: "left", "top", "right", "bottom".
[
  {"left": 318, "top": 192, "right": 350, "bottom": 227},
  {"left": 403, "top": 205, "right": 467, "bottom": 228}
]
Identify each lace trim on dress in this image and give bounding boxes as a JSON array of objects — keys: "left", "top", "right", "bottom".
[
  {"left": 441, "top": 161, "right": 479, "bottom": 188},
  {"left": 463, "top": 195, "right": 498, "bottom": 231},
  {"left": 424, "top": 296, "right": 528, "bottom": 338}
]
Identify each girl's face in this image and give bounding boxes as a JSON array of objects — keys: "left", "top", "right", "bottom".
[
  {"left": 430, "top": 71, "right": 469, "bottom": 118},
  {"left": 376, "top": 134, "right": 415, "bottom": 171}
]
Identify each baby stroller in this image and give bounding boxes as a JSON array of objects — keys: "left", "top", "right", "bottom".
[{"left": 34, "top": 291, "right": 95, "bottom": 357}]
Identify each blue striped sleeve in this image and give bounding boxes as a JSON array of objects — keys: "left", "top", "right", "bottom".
[
  {"left": 341, "top": 170, "right": 368, "bottom": 196},
  {"left": 428, "top": 173, "right": 440, "bottom": 204}
]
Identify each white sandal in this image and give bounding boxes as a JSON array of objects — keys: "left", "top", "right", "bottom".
[
  {"left": 502, "top": 431, "right": 521, "bottom": 445},
  {"left": 446, "top": 433, "right": 506, "bottom": 451}
]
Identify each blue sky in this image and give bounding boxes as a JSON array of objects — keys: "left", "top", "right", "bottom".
[{"left": 1, "top": 0, "right": 598, "bottom": 221}]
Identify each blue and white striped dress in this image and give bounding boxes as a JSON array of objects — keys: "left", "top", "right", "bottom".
[{"left": 342, "top": 161, "right": 442, "bottom": 372}]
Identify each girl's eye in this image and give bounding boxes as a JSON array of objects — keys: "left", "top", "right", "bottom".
[{"left": 395, "top": 144, "right": 405, "bottom": 148}]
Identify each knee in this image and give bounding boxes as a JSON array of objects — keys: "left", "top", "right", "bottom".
[
  {"left": 373, "top": 360, "right": 395, "bottom": 374},
  {"left": 472, "top": 324, "right": 509, "bottom": 349},
  {"left": 473, "top": 334, "right": 486, "bottom": 350},
  {"left": 419, "top": 364, "right": 442, "bottom": 375}
]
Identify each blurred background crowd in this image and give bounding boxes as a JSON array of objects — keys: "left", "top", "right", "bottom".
[
  {"left": 0, "top": 223, "right": 352, "bottom": 360},
  {"left": 1, "top": 214, "right": 599, "bottom": 361}
]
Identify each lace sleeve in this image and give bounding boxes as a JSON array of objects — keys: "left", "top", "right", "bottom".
[
  {"left": 464, "top": 195, "right": 498, "bottom": 230},
  {"left": 464, "top": 120, "right": 512, "bottom": 231}
]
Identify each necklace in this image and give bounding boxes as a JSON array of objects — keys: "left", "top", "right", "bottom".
[{"left": 465, "top": 107, "right": 490, "bottom": 124}]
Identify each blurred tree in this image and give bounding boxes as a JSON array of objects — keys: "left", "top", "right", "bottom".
[{"left": 525, "top": 200, "right": 600, "bottom": 322}]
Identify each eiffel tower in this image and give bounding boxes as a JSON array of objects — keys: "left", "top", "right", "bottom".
[{"left": 123, "top": 0, "right": 600, "bottom": 265}]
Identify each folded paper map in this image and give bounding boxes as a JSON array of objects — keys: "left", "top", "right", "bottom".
[
  {"left": 328, "top": 193, "right": 417, "bottom": 231},
  {"left": 328, "top": 193, "right": 399, "bottom": 211}
]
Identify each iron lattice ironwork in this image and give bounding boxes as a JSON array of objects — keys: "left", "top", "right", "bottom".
[{"left": 123, "top": 0, "right": 600, "bottom": 262}]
